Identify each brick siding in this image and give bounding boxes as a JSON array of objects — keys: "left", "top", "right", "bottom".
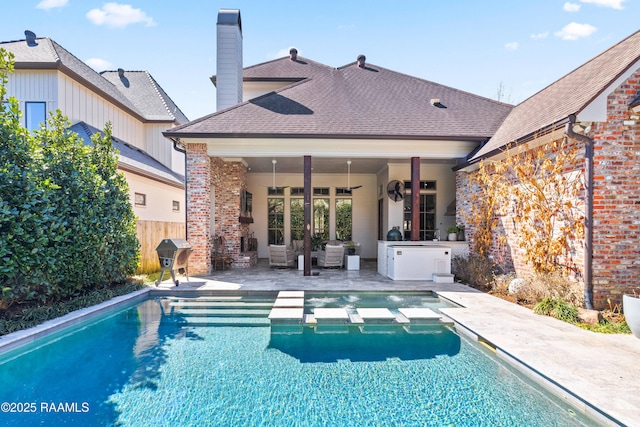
[{"left": 457, "top": 72, "right": 640, "bottom": 309}]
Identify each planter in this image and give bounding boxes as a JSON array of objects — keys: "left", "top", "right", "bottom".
[
  {"left": 448, "top": 233, "right": 458, "bottom": 241},
  {"left": 623, "top": 294, "right": 640, "bottom": 339}
]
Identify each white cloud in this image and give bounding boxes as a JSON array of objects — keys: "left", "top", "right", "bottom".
[
  {"left": 36, "top": 0, "right": 68, "bottom": 10},
  {"left": 86, "top": 3, "right": 156, "bottom": 28},
  {"left": 563, "top": 2, "right": 581, "bottom": 11},
  {"left": 554, "top": 22, "right": 597, "bottom": 40},
  {"left": 530, "top": 32, "right": 549, "bottom": 40},
  {"left": 580, "top": 0, "right": 626, "bottom": 9},
  {"left": 504, "top": 42, "right": 519, "bottom": 51},
  {"left": 85, "top": 58, "right": 113, "bottom": 71}
]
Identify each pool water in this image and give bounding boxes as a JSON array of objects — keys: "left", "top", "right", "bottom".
[{"left": 0, "top": 293, "right": 597, "bottom": 426}]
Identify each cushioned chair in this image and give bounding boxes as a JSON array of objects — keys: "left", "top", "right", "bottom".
[
  {"left": 317, "top": 244, "right": 345, "bottom": 268},
  {"left": 268, "top": 244, "right": 295, "bottom": 267}
]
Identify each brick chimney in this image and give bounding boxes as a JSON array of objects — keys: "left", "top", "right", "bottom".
[{"left": 216, "top": 9, "right": 243, "bottom": 111}]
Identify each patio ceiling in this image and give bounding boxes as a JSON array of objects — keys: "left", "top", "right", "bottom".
[{"left": 236, "top": 156, "right": 458, "bottom": 174}]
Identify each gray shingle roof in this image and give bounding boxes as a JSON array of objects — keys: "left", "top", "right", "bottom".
[
  {"left": 1, "top": 36, "right": 185, "bottom": 124},
  {"left": 69, "top": 121, "right": 184, "bottom": 188},
  {"left": 101, "top": 70, "right": 189, "bottom": 123},
  {"left": 470, "top": 29, "right": 640, "bottom": 162},
  {"left": 170, "top": 56, "right": 512, "bottom": 140}
]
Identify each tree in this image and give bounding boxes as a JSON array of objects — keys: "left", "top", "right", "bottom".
[{"left": 0, "top": 48, "right": 139, "bottom": 309}]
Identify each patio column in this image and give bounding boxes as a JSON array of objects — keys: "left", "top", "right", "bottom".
[
  {"left": 185, "top": 143, "right": 212, "bottom": 275},
  {"left": 303, "top": 156, "right": 312, "bottom": 276},
  {"left": 411, "top": 157, "right": 420, "bottom": 241}
]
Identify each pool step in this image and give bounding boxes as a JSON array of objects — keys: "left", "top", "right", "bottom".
[
  {"left": 171, "top": 301, "right": 274, "bottom": 309},
  {"left": 176, "top": 308, "right": 271, "bottom": 317},
  {"left": 180, "top": 316, "right": 271, "bottom": 327}
]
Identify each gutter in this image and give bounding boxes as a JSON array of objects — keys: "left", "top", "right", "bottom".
[
  {"left": 170, "top": 138, "right": 188, "bottom": 238},
  {"left": 564, "top": 114, "right": 594, "bottom": 310}
]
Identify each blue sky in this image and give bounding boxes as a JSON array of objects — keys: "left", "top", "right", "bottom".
[{"left": 2, "top": 0, "right": 639, "bottom": 120}]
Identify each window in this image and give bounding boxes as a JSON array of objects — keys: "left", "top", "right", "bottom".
[
  {"left": 172, "top": 200, "right": 180, "bottom": 212},
  {"left": 313, "top": 187, "right": 329, "bottom": 196},
  {"left": 403, "top": 181, "right": 437, "bottom": 240},
  {"left": 335, "top": 199, "right": 352, "bottom": 241},
  {"left": 267, "top": 197, "right": 284, "bottom": 245},
  {"left": 25, "top": 102, "right": 46, "bottom": 131},
  {"left": 290, "top": 198, "right": 304, "bottom": 241},
  {"left": 313, "top": 198, "right": 329, "bottom": 240},
  {"left": 135, "top": 193, "right": 146, "bottom": 207}
]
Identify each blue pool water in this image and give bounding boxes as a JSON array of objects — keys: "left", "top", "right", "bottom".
[{"left": 0, "top": 293, "right": 597, "bottom": 426}]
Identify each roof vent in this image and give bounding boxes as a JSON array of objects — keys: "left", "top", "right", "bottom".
[
  {"left": 289, "top": 48, "right": 298, "bottom": 61},
  {"left": 431, "top": 98, "right": 446, "bottom": 108},
  {"left": 25, "top": 30, "right": 37, "bottom": 47},
  {"left": 118, "top": 68, "right": 125, "bottom": 78},
  {"left": 357, "top": 54, "right": 366, "bottom": 68}
]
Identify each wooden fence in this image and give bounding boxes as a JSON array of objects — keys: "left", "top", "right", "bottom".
[{"left": 136, "top": 220, "right": 186, "bottom": 274}]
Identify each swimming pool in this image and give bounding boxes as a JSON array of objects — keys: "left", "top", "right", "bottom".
[{"left": 0, "top": 292, "right": 598, "bottom": 426}]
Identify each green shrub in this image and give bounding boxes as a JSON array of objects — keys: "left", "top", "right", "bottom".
[
  {"left": 534, "top": 297, "right": 579, "bottom": 323},
  {"left": 0, "top": 49, "right": 139, "bottom": 310}
]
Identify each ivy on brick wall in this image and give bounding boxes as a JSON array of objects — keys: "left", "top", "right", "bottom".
[
  {"left": 462, "top": 137, "right": 585, "bottom": 275},
  {"left": 0, "top": 48, "right": 139, "bottom": 310}
]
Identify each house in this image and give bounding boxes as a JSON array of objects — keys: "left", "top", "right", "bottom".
[
  {"left": 164, "top": 10, "right": 640, "bottom": 309},
  {"left": 456, "top": 29, "right": 640, "bottom": 309},
  {"left": 163, "top": 10, "right": 513, "bottom": 275},
  {"left": 1, "top": 31, "right": 189, "bottom": 273}
]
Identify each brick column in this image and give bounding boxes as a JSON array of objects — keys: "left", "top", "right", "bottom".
[{"left": 185, "top": 143, "right": 211, "bottom": 275}]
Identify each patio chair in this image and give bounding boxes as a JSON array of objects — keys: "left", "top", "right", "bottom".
[
  {"left": 317, "top": 244, "right": 345, "bottom": 268},
  {"left": 211, "top": 235, "right": 233, "bottom": 270},
  {"left": 268, "top": 244, "right": 295, "bottom": 268}
]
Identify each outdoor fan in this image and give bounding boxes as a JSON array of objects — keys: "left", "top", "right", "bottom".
[
  {"left": 387, "top": 180, "right": 405, "bottom": 202},
  {"left": 337, "top": 160, "right": 363, "bottom": 191},
  {"left": 264, "top": 159, "right": 288, "bottom": 190}
]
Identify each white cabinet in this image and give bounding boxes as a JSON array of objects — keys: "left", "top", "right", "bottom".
[{"left": 386, "top": 245, "right": 451, "bottom": 280}]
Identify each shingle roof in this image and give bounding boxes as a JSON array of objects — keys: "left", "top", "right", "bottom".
[
  {"left": 169, "top": 56, "right": 512, "bottom": 140},
  {"left": 69, "top": 121, "right": 184, "bottom": 188},
  {"left": 470, "top": 29, "right": 640, "bottom": 162},
  {"left": 1, "top": 36, "right": 185, "bottom": 124},
  {"left": 101, "top": 70, "right": 189, "bottom": 123}
]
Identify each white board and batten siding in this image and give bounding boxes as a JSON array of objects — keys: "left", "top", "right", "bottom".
[{"left": 5, "top": 70, "right": 58, "bottom": 128}]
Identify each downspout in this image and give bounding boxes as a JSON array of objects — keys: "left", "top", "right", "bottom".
[
  {"left": 171, "top": 138, "right": 188, "bottom": 238},
  {"left": 565, "top": 114, "right": 594, "bottom": 309}
]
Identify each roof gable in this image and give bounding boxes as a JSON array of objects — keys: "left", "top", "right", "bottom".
[
  {"left": 470, "top": 29, "right": 640, "bottom": 163},
  {"left": 101, "top": 70, "right": 189, "bottom": 123}
]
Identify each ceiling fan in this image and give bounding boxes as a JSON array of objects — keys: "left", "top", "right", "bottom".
[
  {"left": 266, "top": 159, "right": 288, "bottom": 190},
  {"left": 337, "top": 160, "right": 363, "bottom": 191},
  {"left": 387, "top": 180, "right": 405, "bottom": 202}
]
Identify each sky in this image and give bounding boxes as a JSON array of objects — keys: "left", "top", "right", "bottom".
[{"left": 2, "top": 0, "right": 639, "bottom": 120}]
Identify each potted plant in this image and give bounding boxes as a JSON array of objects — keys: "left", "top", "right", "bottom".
[
  {"left": 623, "top": 289, "right": 640, "bottom": 339},
  {"left": 446, "top": 226, "right": 458, "bottom": 241},
  {"left": 457, "top": 224, "right": 465, "bottom": 241},
  {"left": 346, "top": 241, "right": 356, "bottom": 255}
]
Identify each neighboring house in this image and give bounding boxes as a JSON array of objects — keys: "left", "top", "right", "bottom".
[
  {"left": 1, "top": 31, "right": 188, "bottom": 273},
  {"left": 456, "top": 29, "right": 640, "bottom": 309},
  {"left": 163, "top": 10, "right": 513, "bottom": 275}
]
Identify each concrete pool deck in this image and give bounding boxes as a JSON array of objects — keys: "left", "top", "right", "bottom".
[{"left": 152, "top": 259, "right": 640, "bottom": 426}]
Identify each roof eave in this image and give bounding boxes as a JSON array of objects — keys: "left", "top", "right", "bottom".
[{"left": 453, "top": 116, "right": 572, "bottom": 172}]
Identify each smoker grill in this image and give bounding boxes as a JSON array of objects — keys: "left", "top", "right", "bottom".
[{"left": 155, "top": 238, "right": 192, "bottom": 286}]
